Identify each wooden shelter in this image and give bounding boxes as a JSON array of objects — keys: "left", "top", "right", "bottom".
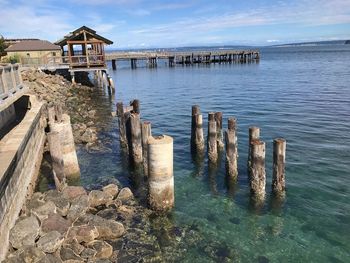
[{"left": 55, "top": 26, "right": 113, "bottom": 70}]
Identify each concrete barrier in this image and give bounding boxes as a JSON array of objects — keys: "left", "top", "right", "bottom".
[{"left": 0, "top": 95, "right": 46, "bottom": 261}]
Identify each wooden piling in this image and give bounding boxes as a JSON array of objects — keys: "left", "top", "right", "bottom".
[
  {"left": 130, "top": 113, "right": 143, "bottom": 165},
  {"left": 131, "top": 99, "right": 140, "bottom": 114},
  {"left": 208, "top": 114, "right": 218, "bottom": 163},
  {"left": 116, "top": 102, "right": 128, "bottom": 149},
  {"left": 47, "top": 131, "right": 65, "bottom": 186},
  {"left": 248, "top": 126, "right": 260, "bottom": 166},
  {"left": 148, "top": 135, "right": 174, "bottom": 212},
  {"left": 272, "top": 138, "right": 286, "bottom": 194},
  {"left": 225, "top": 118, "right": 238, "bottom": 179},
  {"left": 215, "top": 112, "right": 224, "bottom": 150},
  {"left": 191, "top": 105, "right": 204, "bottom": 154},
  {"left": 112, "top": 59, "right": 116, "bottom": 70},
  {"left": 248, "top": 139, "right": 266, "bottom": 200},
  {"left": 141, "top": 121, "right": 152, "bottom": 176}
]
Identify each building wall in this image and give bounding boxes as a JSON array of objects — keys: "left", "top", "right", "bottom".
[{"left": 6, "top": 50, "right": 62, "bottom": 65}]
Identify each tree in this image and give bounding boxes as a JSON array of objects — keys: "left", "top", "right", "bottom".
[{"left": 0, "top": 35, "right": 8, "bottom": 58}]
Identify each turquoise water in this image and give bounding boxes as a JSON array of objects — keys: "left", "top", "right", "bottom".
[{"left": 78, "top": 45, "right": 350, "bottom": 262}]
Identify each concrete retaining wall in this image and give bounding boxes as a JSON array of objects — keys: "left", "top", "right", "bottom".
[
  {"left": 0, "top": 95, "right": 46, "bottom": 261},
  {"left": 0, "top": 104, "right": 16, "bottom": 131}
]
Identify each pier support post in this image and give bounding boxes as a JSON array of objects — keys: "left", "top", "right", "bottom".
[
  {"left": 248, "top": 140, "right": 266, "bottom": 200},
  {"left": 116, "top": 102, "right": 128, "bottom": 149},
  {"left": 130, "top": 113, "right": 143, "bottom": 165},
  {"left": 248, "top": 127, "right": 260, "bottom": 167},
  {"left": 225, "top": 118, "right": 238, "bottom": 179},
  {"left": 55, "top": 104, "right": 63, "bottom": 123},
  {"left": 47, "top": 131, "right": 66, "bottom": 190},
  {"left": 112, "top": 59, "right": 117, "bottom": 70},
  {"left": 70, "top": 72, "right": 76, "bottom": 85},
  {"left": 50, "top": 114, "right": 80, "bottom": 181},
  {"left": 215, "top": 112, "right": 224, "bottom": 150},
  {"left": 142, "top": 121, "right": 152, "bottom": 176},
  {"left": 208, "top": 112, "right": 218, "bottom": 163},
  {"left": 191, "top": 105, "right": 204, "bottom": 154},
  {"left": 272, "top": 138, "right": 286, "bottom": 195},
  {"left": 131, "top": 99, "right": 140, "bottom": 114},
  {"left": 47, "top": 105, "right": 56, "bottom": 126},
  {"left": 148, "top": 135, "right": 174, "bottom": 212}
]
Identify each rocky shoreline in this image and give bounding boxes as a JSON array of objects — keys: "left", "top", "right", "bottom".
[{"left": 5, "top": 70, "right": 203, "bottom": 262}]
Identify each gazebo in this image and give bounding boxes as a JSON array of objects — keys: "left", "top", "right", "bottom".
[{"left": 55, "top": 26, "right": 113, "bottom": 71}]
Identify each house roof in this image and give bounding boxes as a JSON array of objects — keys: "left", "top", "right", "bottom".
[
  {"left": 55, "top": 25, "right": 113, "bottom": 46},
  {"left": 5, "top": 40, "right": 61, "bottom": 52}
]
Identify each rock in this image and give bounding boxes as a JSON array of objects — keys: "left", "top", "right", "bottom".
[
  {"left": 88, "top": 190, "right": 113, "bottom": 208},
  {"left": 88, "top": 240, "right": 113, "bottom": 259},
  {"left": 60, "top": 247, "right": 83, "bottom": 262},
  {"left": 37, "top": 231, "right": 64, "bottom": 253},
  {"left": 88, "top": 215, "right": 125, "bottom": 240},
  {"left": 62, "top": 186, "right": 87, "bottom": 200},
  {"left": 81, "top": 128, "right": 97, "bottom": 144},
  {"left": 80, "top": 248, "right": 97, "bottom": 260},
  {"left": 102, "top": 184, "right": 119, "bottom": 198},
  {"left": 7, "top": 246, "right": 46, "bottom": 263},
  {"left": 62, "top": 238, "right": 85, "bottom": 255},
  {"left": 67, "top": 195, "right": 88, "bottom": 221},
  {"left": 37, "top": 254, "right": 63, "bottom": 263},
  {"left": 66, "top": 225, "right": 99, "bottom": 244},
  {"left": 41, "top": 213, "right": 71, "bottom": 235},
  {"left": 96, "top": 208, "right": 118, "bottom": 220},
  {"left": 32, "top": 201, "right": 57, "bottom": 221},
  {"left": 116, "top": 187, "right": 134, "bottom": 203},
  {"left": 9, "top": 216, "right": 40, "bottom": 249},
  {"left": 116, "top": 205, "right": 136, "bottom": 222},
  {"left": 26, "top": 192, "right": 46, "bottom": 213},
  {"left": 44, "top": 190, "right": 70, "bottom": 216}
]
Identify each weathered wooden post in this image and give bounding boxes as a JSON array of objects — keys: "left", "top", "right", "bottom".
[
  {"left": 47, "top": 131, "right": 65, "bottom": 190},
  {"left": 225, "top": 118, "right": 238, "bottom": 179},
  {"left": 131, "top": 99, "right": 140, "bottom": 114},
  {"left": 272, "top": 138, "right": 286, "bottom": 195},
  {"left": 130, "top": 112, "right": 143, "bottom": 165},
  {"left": 112, "top": 59, "right": 117, "bottom": 70},
  {"left": 191, "top": 105, "right": 204, "bottom": 154},
  {"left": 215, "top": 112, "right": 224, "bottom": 150},
  {"left": 148, "top": 135, "right": 174, "bottom": 212},
  {"left": 116, "top": 102, "right": 128, "bottom": 149},
  {"left": 141, "top": 121, "right": 152, "bottom": 176},
  {"left": 248, "top": 139, "right": 266, "bottom": 200},
  {"left": 248, "top": 126, "right": 260, "bottom": 166},
  {"left": 208, "top": 112, "right": 218, "bottom": 163}
]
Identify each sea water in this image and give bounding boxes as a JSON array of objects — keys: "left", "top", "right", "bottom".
[{"left": 77, "top": 45, "right": 350, "bottom": 262}]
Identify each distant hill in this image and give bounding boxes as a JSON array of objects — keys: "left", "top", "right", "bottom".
[{"left": 273, "top": 40, "right": 349, "bottom": 47}]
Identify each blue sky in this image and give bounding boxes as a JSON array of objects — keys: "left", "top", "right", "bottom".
[{"left": 1, "top": 0, "right": 350, "bottom": 48}]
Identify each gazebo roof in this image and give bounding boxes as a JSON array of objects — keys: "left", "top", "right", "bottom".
[{"left": 55, "top": 26, "right": 113, "bottom": 46}]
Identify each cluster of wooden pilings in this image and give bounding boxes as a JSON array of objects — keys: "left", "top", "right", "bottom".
[
  {"left": 116, "top": 100, "right": 174, "bottom": 213},
  {"left": 92, "top": 70, "right": 115, "bottom": 92},
  {"left": 191, "top": 105, "right": 286, "bottom": 204}
]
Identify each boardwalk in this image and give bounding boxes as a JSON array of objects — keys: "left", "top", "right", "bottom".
[{"left": 105, "top": 49, "right": 260, "bottom": 69}]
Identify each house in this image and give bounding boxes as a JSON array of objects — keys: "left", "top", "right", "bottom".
[
  {"left": 55, "top": 26, "right": 113, "bottom": 70},
  {"left": 4, "top": 40, "right": 61, "bottom": 65}
]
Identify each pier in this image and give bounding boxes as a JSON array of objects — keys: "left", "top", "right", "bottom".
[{"left": 106, "top": 49, "right": 260, "bottom": 69}]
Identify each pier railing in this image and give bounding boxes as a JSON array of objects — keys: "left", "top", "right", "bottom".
[{"left": 0, "top": 64, "right": 25, "bottom": 103}]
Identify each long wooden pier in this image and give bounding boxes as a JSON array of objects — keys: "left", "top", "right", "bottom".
[{"left": 105, "top": 49, "right": 260, "bottom": 69}]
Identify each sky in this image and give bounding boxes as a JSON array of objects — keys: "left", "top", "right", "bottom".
[{"left": 0, "top": 0, "right": 350, "bottom": 49}]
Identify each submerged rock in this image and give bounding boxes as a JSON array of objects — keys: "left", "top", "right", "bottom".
[
  {"left": 9, "top": 216, "right": 40, "bottom": 249},
  {"left": 87, "top": 240, "right": 113, "bottom": 259}
]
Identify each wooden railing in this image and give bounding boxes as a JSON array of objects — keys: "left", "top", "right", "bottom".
[{"left": 0, "top": 64, "right": 24, "bottom": 103}]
